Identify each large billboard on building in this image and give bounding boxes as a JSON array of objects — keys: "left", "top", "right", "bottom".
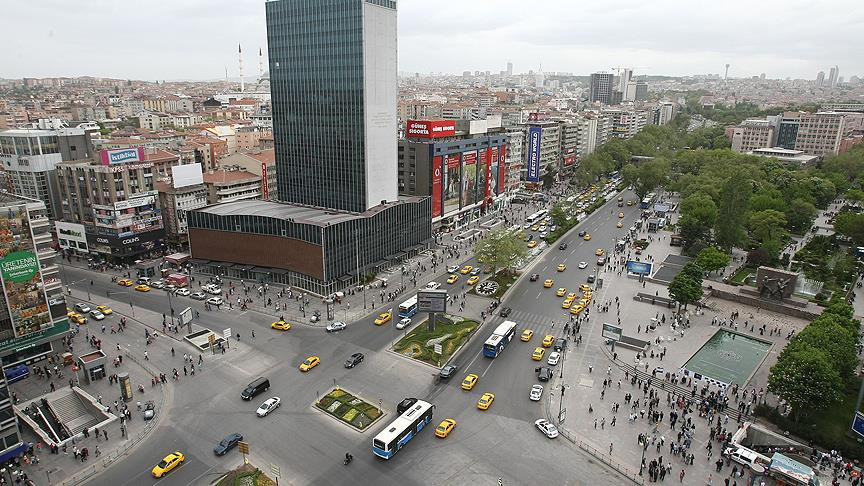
[
  {"left": 498, "top": 145, "right": 507, "bottom": 194},
  {"left": 100, "top": 147, "right": 145, "bottom": 165},
  {"left": 442, "top": 153, "right": 461, "bottom": 216},
  {"left": 462, "top": 150, "right": 477, "bottom": 207},
  {"left": 406, "top": 120, "right": 457, "bottom": 139},
  {"left": 0, "top": 205, "right": 52, "bottom": 340},
  {"left": 55, "top": 221, "right": 89, "bottom": 252},
  {"left": 526, "top": 126, "right": 542, "bottom": 182},
  {"left": 431, "top": 156, "right": 443, "bottom": 218},
  {"left": 489, "top": 147, "right": 499, "bottom": 197},
  {"left": 171, "top": 163, "right": 204, "bottom": 189},
  {"left": 482, "top": 148, "right": 492, "bottom": 201}
]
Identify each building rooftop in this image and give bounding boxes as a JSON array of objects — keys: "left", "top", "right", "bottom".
[
  {"left": 196, "top": 196, "right": 426, "bottom": 227},
  {"left": 202, "top": 169, "right": 258, "bottom": 184}
]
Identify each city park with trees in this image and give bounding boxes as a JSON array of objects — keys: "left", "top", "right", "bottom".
[{"left": 474, "top": 102, "right": 864, "bottom": 457}]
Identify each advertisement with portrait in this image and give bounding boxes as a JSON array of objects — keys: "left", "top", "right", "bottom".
[
  {"left": 526, "top": 126, "right": 542, "bottom": 182},
  {"left": 461, "top": 150, "right": 478, "bottom": 207},
  {"left": 431, "top": 156, "right": 443, "bottom": 218},
  {"left": 488, "top": 147, "right": 499, "bottom": 197},
  {"left": 442, "top": 153, "right": 461, "bottom": 215},
  {"left": 477, "top": 148, "right": 489, "bottom": 202},
  {"left": 0, "top": 205, "right": 51, "bottom": 341},
  {"left": 498, "top": 145, "right": 507, "bottom": 194}
]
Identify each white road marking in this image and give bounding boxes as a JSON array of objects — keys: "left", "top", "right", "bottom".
[
  {"left": 464, "top": 349, "right": 484, "bottom": 371},
  {"left": 536, "top": 292, "right": 542, "bottom": 299},
  {"left": 480, "top": 357, "right": 495, "bottom": 377}
]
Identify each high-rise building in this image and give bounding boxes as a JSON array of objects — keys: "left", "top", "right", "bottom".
[
  {"left": 506, "top": 61, "right": 513, "bottom": 76},
  {"left": 776, "top": 112, "right": 802, "bottom": 150},
  {"left": 828, "top": 66, "right": 839, "bottom": 88},
  {"left": 187, "top": 0, "right": 430, "bottom": 296},
  {"left": 589, "top": 72, "right": 614, "bottom": 105},
  {"left": 795, "top": 112, "right": 845, "bottom": 156},
  {"left": 731, "top": 119, "right": 776, "bottom": 153},
  {"left": 816, "top": 71, "right": 825, "bottom": 86}
]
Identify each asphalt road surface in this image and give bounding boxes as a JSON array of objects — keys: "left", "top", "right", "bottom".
[{"left": 72, "top": 191, "right": 640, "bottom": 486}]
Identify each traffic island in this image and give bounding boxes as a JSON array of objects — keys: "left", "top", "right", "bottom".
[
  {"left": 216, "top": 464, "right": 277, "bottom": 486},
  {"left": 470, "top": 271, "right": 516, "bottom": 299},
  {"left": 392, "top": 315, "right": 479, "bottom": 366},
  {"left": 314, "top": 388, "right": 384, "bottom": 431}
]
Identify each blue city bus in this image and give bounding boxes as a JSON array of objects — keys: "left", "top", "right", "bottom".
[
  {"left": 372, "top": 400, "right": 434, "bottom": 459},
  {"left": 640, "top": 192, "right": 656, "bottom": 209},
  {"left": 483, "top": 320, "right": 518, "bottom": 358},
  {"left": 4, "top": 364, "right": 29, "bottom": 384},
  {"left": 398, "top": 295, "right": 418, "bottom": 318}
]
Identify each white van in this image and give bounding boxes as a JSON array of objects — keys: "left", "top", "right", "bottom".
[{"left": 723, "top": 446, "right": 770, "bottom": 469}]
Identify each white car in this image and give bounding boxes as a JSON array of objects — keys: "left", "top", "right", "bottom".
[
  {"left": 256, "top": 397, "right": 281, "bottom": 417},
  {"left": 446, "top": 265, "right": 460, "bottom": 273},
  {"left": 191, "top": 291, "right": 207, "bottom": 300},
  {"left": 538, "top": 225, "right": 547, "bottom": 232},
  {"left": 175, "top": 288, "right": 191, "bottom": 296},
  {"left": 535, "top": 418, "right": 559, "bottom": 439},
  {"left": 539, "top": 231, "right": 548, "bottom": 238},
  {"left": 89, "top": 310, "right": 105, "bottom": 320},
  {"left": 547, "top": 351, "right": 561, "bottom": 366},
  {"left": 164, "top": 284, "right": 176, "bottom": 292},
  {"left": 523, "top": 222, "right": 532, "bottom": 229},
  {"left": 150, "top": 280, "right": 166, "bottom": 289},
  {"left": 326, "top": 321, "right": 346, "bottom": 333},
  {"left": 74, "top": 303, "right": 91, "bottom": 314},
  {"left": 206, "top": 287, "right": 223, "bottom": 296},
  {"left": 425, "top": 281, "right": 442, "bottom": 290},
  {"left": 396, "top": 318, "right": 411, "bottom": 330},
  {"left": 578, "top": 261, "right": 588, "bottom": 269},
  {"left": 529, "top": 384, "right": 544, "bottom": 401},
  {"left": 206, "top": 297, "right": 224, "bottom": 306}
]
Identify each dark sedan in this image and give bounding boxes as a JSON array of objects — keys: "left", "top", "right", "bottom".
[
  {"left": 214, "top": 433, "right": 243, "bottom": 456},
  {"left": 558, "top": 243, "right": 568, "bottom": 250},
  {"left": 344, "top": 352, "right": 364, "bottom": 368},
  {"left": 498, "top": 306, "right": 512, "bottom": 318},
  {"left": 529, "top": 274, "right": 540, "bottom": 282}
]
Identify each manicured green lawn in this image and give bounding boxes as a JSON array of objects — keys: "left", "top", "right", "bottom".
[
  {"left": 729, "top": 266, "right": 756, "bottom": 286},
  {"left": 315, "top": 388, "right": 383, "bottom": 430},
  {"left": 216, "top": 465, "right": 277, "bottom": 486},
  {"left": 392, "top": 315, "right": 479, "bottom": 366}
]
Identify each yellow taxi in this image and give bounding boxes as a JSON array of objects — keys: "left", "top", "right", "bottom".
[
  {"left": 447, "top": 274, "right": 459, "bottom": 284},
  {"left": 117, "top": 278, "right": 133, "bottom": 287},
  {"left": 583, "top": 233, "right": 592, "bottom": 241},
  {"left": 299, "top": 356, "right": 320, "bottom": 371},
  {"left": 520, "top": 329, "right": 534, "bottom": 342},
  {"left": 374, "top": 312, "right": 392, "bottom": 325},
  {"left": 527, "top": 241, "right": 538, "bottom": 248},
  {"left": 617, "top": 221, "right": 623, "bottom": 228},
  {"left": 566, "top": 292, "right": 578, "bottom": 300},
  {"left": 569, "top": 304, "right": 582, "bottom": 315},
  {"left": 595, "top": 248, "right": 604, "bottom": 256},
  {"left": 435, "top": 418, "right": 457, "bottom": 438},
  {"left": 151, "top": 452, "right": 185, "bottom": 478},
  {"left": 477, "top": 392, "right": 495, "bottom": 410},
  {"left": 543, "top": 279, "right": 554, "bottom": 288},
  {"left": 532, "top": 347, "right": 545, "bottom": 361},
  {"left": 542, "top": 335, "right": 555, "bottom": 348},
  {"left": 530, "top": 225, "right": 540, "bottom": 231},
  {"left": 271, "top": 320, "right": 291, "bottom": 331},
  {"left": 467, "top": 276, "right": 480, "bottom": 285},
  {"left": 135, "top": 284, "right": 151, "bottom": 292},
  {"left": 562, "top": 299, "right": 574, "bottom": 309},
  {"left": 68, "top": 313, "right": 87, "bottom": 325},
  {"left": 557, "top": 264, "right": 566, "bottom": 272},
  {"left": 618, "top": 212, "right": 625, "bottom": 218},
  {"left": 579, "top": 284, "right": 592, "bottom": 293},
  {"left": 96, "top": 305, "right": 113, "bottom": 315},
  {"left": 555, "top": 288, "right": 567, "bottom": 297},
  {"left": 461, "top": 373, "right": 479, "bottom": 390},
  {"left": 460, "top": 265, "right": 473, "bottom": 275}
]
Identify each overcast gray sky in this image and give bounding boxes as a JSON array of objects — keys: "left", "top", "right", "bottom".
[{"left": 2, "top": 0, "right": 861, "bottom": 81}]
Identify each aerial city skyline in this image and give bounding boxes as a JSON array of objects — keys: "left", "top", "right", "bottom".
[{"left": 0, "top": 0, "right": 862, "bottom": 485}]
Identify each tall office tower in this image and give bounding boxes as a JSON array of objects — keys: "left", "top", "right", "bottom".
[
  {"left": 589, "top": 72, "right": 614, "bottom": 105},
  {"left": 506, "top": 61, "right": 513, "bottom": 76},
  {"left": 828, "top": 66, "right": 839, "bottom": 88},
  {"left": 817, "top": 71, "right": 825, "bottom": 86},
  {"left": 725, "top": 64, "right": 730, "bottom": 82},
  {"left": 266, "top": 0, "right": 398, "bottom": 213},
  {"left": 618, "top": 68, "right": 633, "bottom": 93}
]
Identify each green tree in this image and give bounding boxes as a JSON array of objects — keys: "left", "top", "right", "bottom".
[
  {"left": 679, "top": 193, "right": 718, "bottom": 251},
  {"left": 474, "top": 229, "right": 527, "bottom": 275},
  {"left": 785, "top": 199, "right": 817, "bottom": 234},
  {"left": 807, "top": 177, "right": 837, "bottom": 208},
  {"left": 749, "top": 210, "right": 788, "bottom": 244},
  {"left": 834, "top": 212, "right": 864, "bottom": 246},
  {"left": 715, "top": 172, "right": 751, "bottom": 251},
  {"left": 668, "top": 263, "right": 704, "bottom": 310},
  {"left": 788, "top": 317, "right": 858, "bottom": 381},
  {"left": 550, "top": 202, "right": 569, "bottom": 229},
  {"left": 767, "top": 347, "right": 843, "bottom": 420},
  {"left": 695, "top": 247, "right": 730, "bottom": 274}
]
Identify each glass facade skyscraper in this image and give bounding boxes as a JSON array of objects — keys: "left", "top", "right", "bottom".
[{"left": 266, "top": 0, "right": 399, "bottom": 213}]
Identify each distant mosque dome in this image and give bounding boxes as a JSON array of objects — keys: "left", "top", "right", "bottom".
[{"left": 256, "top": 71, "right": 270, "bottom": 92}]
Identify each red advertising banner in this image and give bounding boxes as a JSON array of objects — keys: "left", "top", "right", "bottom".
[
  {"left": 564, "top": 154, "right": 577, "bottom": 166},
  {"left": 432, "top": 156, "right": 443, "bottom": 218},
  {"left": 406, "top": 119, "right": 457, "bottom": 139},
  {"left": 498, "top": 145, "right": 507, "bottom": 194},
  {"left": 463, "top": 151, "right": 477, "bottom": 165},
  {"left": 261, "top": 162, "right": 269, "bottom": 199},
  {"left": 445, "top": 153, "right": 461, "bottom": 169},
  {"left": 484, "top": 148, "right": 493, "bottom": 200}
]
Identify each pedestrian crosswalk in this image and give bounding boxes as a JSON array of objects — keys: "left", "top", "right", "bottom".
[{"left": 491, "top": 307, "right": 595, "bottom": 336}]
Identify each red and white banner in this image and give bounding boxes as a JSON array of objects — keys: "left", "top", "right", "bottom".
[
  {"left": 463, "top": 150, "right": 477, "bottom": 165},
  {"left": 432, "top": 156, "right": 443, "bottom": 218},
  {"left": 498, "top": 145, "right": 507, "bottom": 194},
  {"left": 445, "top": 153, "right": 461, "bottom": 169},
  {"left": 406, "top": 119, "right": 457, "bottom": 139}
]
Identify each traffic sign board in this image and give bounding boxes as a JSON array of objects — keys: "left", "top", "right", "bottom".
[
  {"left": 418, "top": 289, "right": 447, "bottom": 313},
  {"left": 238, "top": 441, "right": 249, "bottom": 454}
]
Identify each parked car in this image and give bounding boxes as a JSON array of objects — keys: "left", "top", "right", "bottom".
[
  {"left": 537, "top": 367, "right": 552, "bottom": 382},
  {"left": 535, "top": 418, "right": 559, "bottom": 438},
  {"left": 439, "top": 364, "right": 458, "bottom": 379},
  {"left": 326, "top": 321, "right": 346, "bottom": 333},
  {"left": 529, "top": 384, "right": 544, "bottom": 401},
  {"left": 143, "top": 400, "right": 156, "bottom": 420},
  {"left": 344, "top": 353, "right": 364, "bottom": 368}
]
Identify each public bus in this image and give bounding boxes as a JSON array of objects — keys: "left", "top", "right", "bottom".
[
  {"left": 398, "top": 295, "right": 418, "bottom": 318},
  {"left": 372, "top": 399, "right": 434, "bottom": 459},
  {"left": 483, "top": 320, "right": 518, "bottom": 358},
  {"left": 640, "top": 192, "right": 656, "bottom": 209},
  {"left": 526, "top": 210, "right": 549, "bottom": 225}
]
